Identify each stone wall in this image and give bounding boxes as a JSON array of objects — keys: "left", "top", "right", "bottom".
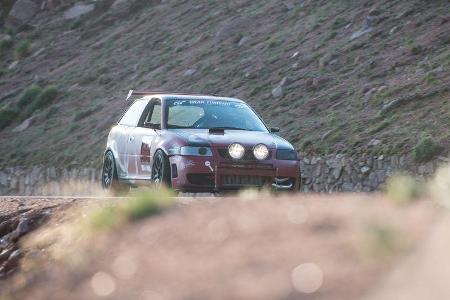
[
  {"left": 0, "top": 166, "right": 100, "bottom": 196},
  {"left": 299, "top": 154, "right": 444, "bottom": 193},
  {"left": 0, "top": 155, "right": 447, "bottom": 195}
]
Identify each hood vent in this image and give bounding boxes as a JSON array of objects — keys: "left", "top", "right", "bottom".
[{"left": 209, "top": 128, "right": 225, "bottom": 135}]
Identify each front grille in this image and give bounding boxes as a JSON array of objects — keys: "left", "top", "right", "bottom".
[
  {"left": 221, "top": 175, "right": 271, "bottom": 187},
  {"left": 218, "top": 149, "right": 271, "bottom": 161},
  {"left": 187, "top": 174, "right": 214, "bottom": 186}
]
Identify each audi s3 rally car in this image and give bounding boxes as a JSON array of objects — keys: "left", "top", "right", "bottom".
[{"left": 102, "top": 91, "right": 300, "bottom": 192}]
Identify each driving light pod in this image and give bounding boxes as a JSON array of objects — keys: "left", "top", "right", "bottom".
[
  {"left": 253, "top": 144, "right": 269, "bottom": 160},
  {"left": 228, "top": 143, "right": 245, "bottom": 159}
]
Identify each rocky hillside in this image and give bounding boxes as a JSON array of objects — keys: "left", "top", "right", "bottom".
[{"left": 0, "top": 0, "right": 448, "bottom": 168}]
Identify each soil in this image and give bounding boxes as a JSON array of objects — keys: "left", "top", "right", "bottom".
[{"left": 0, "top": 194, "right": 443, "bottom": 300}]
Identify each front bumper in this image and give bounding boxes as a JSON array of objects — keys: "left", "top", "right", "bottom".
[{"left": 169, "top": 154, "right": 300, "bottom": 192}]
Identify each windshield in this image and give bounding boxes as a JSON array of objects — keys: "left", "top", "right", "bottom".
[{"left": 165, "top": 98, "right": 268, "bottom": 132}]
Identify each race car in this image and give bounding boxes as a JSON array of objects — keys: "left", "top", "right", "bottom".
[{"left": 102, "top": 91, "right": 300, "bottom": 193}]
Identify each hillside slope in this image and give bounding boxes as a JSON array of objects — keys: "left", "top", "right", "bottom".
[{"left": 0, "top": 0, "right": 449, "bottom": 167}]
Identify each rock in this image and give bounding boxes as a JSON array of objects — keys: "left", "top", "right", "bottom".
[
  {"left": 342, "top": 182, "right": 354, "bottom": 192},
  {"left": 361, "top": 83, "right": 376, "bottom": 94},
  {"left": 16, "top": 218, "right": 30, "bottom": 236},
  {"left": 271, "top": 85, "right": 283, "bottom": 98},
  {"left": 364, "top": 87, "right": 378, "bottom": 100},
  {"left": 214, "top": 17, "right": 252, "bottom": 44},
  {"left": 353, "top": 182, "right": 363, "bottom": 192},
  {"left": 368, "top": 139, "right": 381, "bottom": 147},
  {"left": 13, "top": 117, "right": 34, "bottom": 133},
  {"left": 319, "top": 53, "right": 338, "bottom": 68},
  {"left": 183, "top": 69, "right": 196, "bottom": 76},
  {"left": 0, "top": 34, "right": 12, "bottom": 44},
  {"left": 6, "top": 0, "right": 40, "bottom": 28},
  {"left": 350, "top": 16, "right": 377, "bottom": 40},
  {"left": 389, "top": 25, "right": 400, "bottom": 35},
  {"left": 283, "top": 1, "right": 295, "bottom": 11},
  {"left": 418, "top": 162, "right": 434, "bottom": 175},
  {"left": 0, "top": 172, "right": 7, "bottom": 186},
  {"left": 43, "top": 0, "right": 62, "bottom": 10},
  {"left": 332, "top": 166, "right": 343, "bottom": 180},
  {"left": 375, "top": 170, "right": 386, "bottom": 183},
  {"left": 237, "top": 36, "right": 249, "bottom": 47},
  {"left": 350, "top": 26, "right": 373, "bottom": 40},
  {"left": 8, "top": 61, "right": 19, "bottom": 71},
  {"left": 63, "top": 3, "right": 95, "bottom": 20},
  {"left": 361, "top": 166, "right": 371, "bottom": 174},
  {"left": 279, "top": 77, "right": 290, "bottom": 87}
]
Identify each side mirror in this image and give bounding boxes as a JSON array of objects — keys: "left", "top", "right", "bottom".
[
  {"left": 270, "top": 127, "right": 280, "bottom": 133},
  {"left": 144, "top": 122, "right": 161, "bottom": 130}
]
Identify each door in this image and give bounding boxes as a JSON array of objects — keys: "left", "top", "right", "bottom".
[
  {"left": 117, "top": 98, "right": 149, "bottom": 179},
  {"left": 127, "top": 98, "right": 162, "bottom": 180}
]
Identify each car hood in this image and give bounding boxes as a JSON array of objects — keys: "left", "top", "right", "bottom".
[{"left": 169, "top": 129, "right": 294, "bottom": 149}]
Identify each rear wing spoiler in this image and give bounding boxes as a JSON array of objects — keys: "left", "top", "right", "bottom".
[{"left": 126, "top": 90, "right": 210, "bottom": 101}]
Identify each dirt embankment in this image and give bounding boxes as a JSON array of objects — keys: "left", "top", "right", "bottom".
[{"left": 0, "top": 193, "right": 445, "bottom": 300}]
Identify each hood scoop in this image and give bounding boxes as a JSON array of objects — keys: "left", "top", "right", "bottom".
[{"left": 209, "top": 128, "right": 225, "bottom": 135}]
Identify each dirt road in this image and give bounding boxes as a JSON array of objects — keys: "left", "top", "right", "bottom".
[{"left": 0, "top": 194, "right": 446, "bottom": 299}]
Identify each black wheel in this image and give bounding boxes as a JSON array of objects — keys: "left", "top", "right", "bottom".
[
  {"left": 102, "top": 151, "right": 128, "bottom": 194},
  {"left": 151, "top": 150, "right": 171, "bottom": 188}
]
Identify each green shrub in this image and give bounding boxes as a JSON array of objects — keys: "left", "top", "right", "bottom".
[
  {"left": 0, "top": 105, "right": 18, "bottom": 130},
  {"left": 15, "top": 40, "right": 31, "bottom": 59},
  {"left": 0, "top": 38, "right": 13, "bottom": 54},
  {"left": 21, "top": 85, "right": 58, "bottom": 119},
  {"left": 36, "top": 85, "right": 58, "bottom": 106},
  {"left": 386, "top": 175, "right": 422, "bottom": 205},
  {"left": 5, "top": 27, "right": 16, "bottom": 36},
  {"left": 85, "top": 188, "right": 174, "bottom": 231},
  {"left": 18, "top": 84, "right": 42, "bottom": 108},
  {"left": 363, "top": 222, "right": 401, "bottom": 258},
  {"left": 124, "top": 188, "right": 174, "bottom": 220},
  {"left": 413, "top": 137, "right": 440, "bottom": 162},
  {"left": 88, "top": 205, "right": 120, "bottom": 230}
]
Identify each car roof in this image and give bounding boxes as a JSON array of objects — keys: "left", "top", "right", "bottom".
[
  {"left": 160, "top": 94, "right": 245, "bottom": 103},
  {"left": 128, "top": 91, "right": 244, "bottom": 103}
]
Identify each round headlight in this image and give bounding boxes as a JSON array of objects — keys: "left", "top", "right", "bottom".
[
  {"left": 228, "top": 143, "right": 245, "bottom": 159},
  {"left": 253, "top": 144, "right": 269, "bottom": 160}
]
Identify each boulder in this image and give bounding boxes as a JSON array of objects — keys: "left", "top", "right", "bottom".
[
  {"left": 0, "top": 34, "right": 12, "bottom": 45},
  {"left": 6, "top": 0, "right": 41, "bottom": 28},
  {"left": 12, "top": 117, "right": 34, "bottom": 133},
  {"left": 63, "top": 3, "right": 95, "bottom": 20},
  {"left": 271, "top": 85, "right": 283, "bottom": 98},
  {"left": 183, "top": 69, "right": 196, "bottom": 76},
  {"left": 214, "top": 17, "right": 252, "bottom": 45}
]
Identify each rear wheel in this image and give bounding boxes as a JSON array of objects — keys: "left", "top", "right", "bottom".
[
  {"left": 151, "top": 150, "right": 171, "bottom": 188},
  {"left": 102, "top": 151, "right": 128, "bottom": 194}
]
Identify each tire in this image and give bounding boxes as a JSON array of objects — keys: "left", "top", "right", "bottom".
[
  {"left": 151, "top": 149, "right": 171, "bottom": 188},
  {"left": 102, "top": 151, "right": 129, "bottom": 195}
]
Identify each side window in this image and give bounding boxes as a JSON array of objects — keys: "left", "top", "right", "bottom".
[
  {"left": 146, "top": 104, "right": 161, "bottom": 125},
  {"left": 142, "top": 100, "right": 162, "bottom": 128},
  {"left": 119, "top": 100, "right": 148, "bottom": 127}
]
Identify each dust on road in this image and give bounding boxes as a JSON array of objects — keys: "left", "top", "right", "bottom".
[{"left": 0, "top": 193, "right": 445, "bottom": 300}]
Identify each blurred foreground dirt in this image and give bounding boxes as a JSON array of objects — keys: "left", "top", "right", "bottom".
[{"left": 0, "top": 194, "right": 448, "bottom": 300}]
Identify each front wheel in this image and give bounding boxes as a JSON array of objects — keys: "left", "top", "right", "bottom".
[{"left": 151, "top": 150, "right": 171, "bottom": 188}]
